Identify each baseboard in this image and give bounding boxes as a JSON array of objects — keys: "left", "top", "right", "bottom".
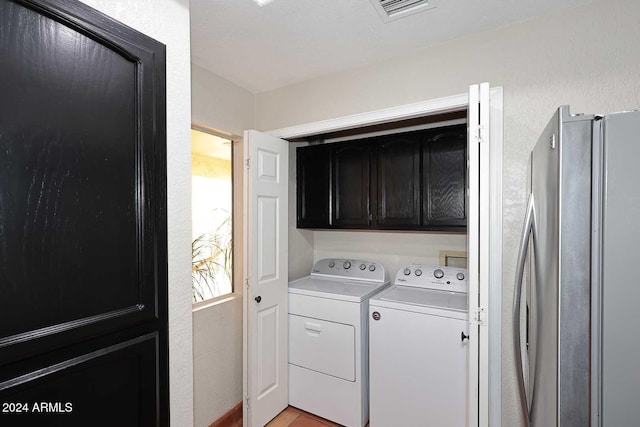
[{"left": 209, "top": 402, "right": 242, "bottom": 427}]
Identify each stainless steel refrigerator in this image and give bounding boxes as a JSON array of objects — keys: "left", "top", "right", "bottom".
[{"left": 513, "top": 106, "right": 640, "bottom": 426}]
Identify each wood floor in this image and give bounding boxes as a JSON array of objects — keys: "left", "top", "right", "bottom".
[{"left": 266, "top": 406, "right": 370, "bottom": 427}]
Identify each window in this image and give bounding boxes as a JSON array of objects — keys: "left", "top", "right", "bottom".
[{"left": 191, "top": 128, "right": 233, "bottom": 303}]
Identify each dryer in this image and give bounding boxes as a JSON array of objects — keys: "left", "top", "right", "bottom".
[
  {"left": 288, "top": 258, "right": 389, "bottom": 427},
  {"left": 369, "top": 265, "right": 469, "bottom": 427}
]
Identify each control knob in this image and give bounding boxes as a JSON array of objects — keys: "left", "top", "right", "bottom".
[
  {"left": 328, "top": 261, "right": 335, "bottom": 268},
  {"left": 359, "top": 263, "right": 366, "bottom": 270},
  {"left": 456, "top": 272, "right": 465, "bottom": 281},
  {"left": 369, "top": 264, "right": 376, "bottom": 272},
  {"left": 434, "top": 269, "right": 444, "bottom": 279},
  {"left": 343, "top": 261, "right": 351, "bottom": 269},
  {"left": 403, "top": 268, "right": 411, "bottom": 276},
  {"left": 415, "top": 269, "right": 422, "bottom": 277}
]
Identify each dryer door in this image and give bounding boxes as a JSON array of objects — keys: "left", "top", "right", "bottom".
[{"left": 288, "top": 314, "right": 355, "bottom": 381}]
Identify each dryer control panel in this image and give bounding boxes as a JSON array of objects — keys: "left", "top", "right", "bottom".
[
  {"left": 311, "top": 258, "right": 389, "bottom": 283},
  {"left": 395, "top": 265, "right": 468, "bottom": 293}
]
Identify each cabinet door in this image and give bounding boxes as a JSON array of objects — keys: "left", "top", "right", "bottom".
[
  {"left": 296, "top": 144, "right": 331, "bottom": 228},
  {"left": 332, "top": 141, "right": 370, "bottom": 227},
  {"left": 423, "top": 125, "right": 467, "bottom": 229},
  {"left": 374, "top": 135, "right": 421, "bottom": 228}
]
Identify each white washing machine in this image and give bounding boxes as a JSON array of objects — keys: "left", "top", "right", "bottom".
[
  {"left": 369, "top": 265, "right": 469, "bottom": 427},
  {"left": 288, "top": 258, "right": 390, "bottom": 427}
]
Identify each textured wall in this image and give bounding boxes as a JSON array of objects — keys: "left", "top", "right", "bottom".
[
  {"left": 190, "top": 64, "right": 255, "bottom": 425},
  {"left": 192, "top": 153, "right": 231, "bottom": 178},
  {"left": 255, "top": 0, "right": 640, "bottom": 424},
  {"left": 76, "top": 1, "right": 193, "bottom": 425},
  {"left": 192, "top": 63, "right": 256, "bottom": 137},
  {"left": 193, "top": 297, "right": 243, "bottom": 427},
  {"left": 313, "top": 231, "right": 467, "bottom": 282}
]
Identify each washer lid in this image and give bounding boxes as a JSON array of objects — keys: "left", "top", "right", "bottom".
[
  {"left": 370, "top": 285, "right": 468, "bottom": 313},
  {"left": 288, "top": 276, "right": 390, "bottom": 302}
]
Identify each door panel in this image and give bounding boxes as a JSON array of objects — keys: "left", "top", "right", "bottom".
[
  {"left": 0, "top": 0, "right": 168, "bottom": 424},
  {"left": 244, "top": 130, "right": 289, "bottom": 427},
  {"left": 257, "top": 305, "right": 278, "bottom": 398},
  {"left": 0, "top": 333, "right": 159, "bottom": 427},
  {"left": 423, "top": 125, "right": 467, "bottom": 228},
  {"left": 332, "top": 141, "right": 370, "bottom": 227},
  {"left": 296, "top": 144, "right": 331, "bottom": 228},
  {"left": 374, "top": 134, "right": 421, "bottom": 227}
]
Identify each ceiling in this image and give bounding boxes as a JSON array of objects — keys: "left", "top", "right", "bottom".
[{"left": 190, "top": 0, "right": 595, "bottom": 94}]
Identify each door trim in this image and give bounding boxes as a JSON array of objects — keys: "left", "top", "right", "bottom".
[{"left": 266, "top": 88, "right": 503, "bottom": 427}]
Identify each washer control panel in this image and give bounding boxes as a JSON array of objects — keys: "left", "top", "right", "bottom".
[
  {"left": 311, "top": 258, "right": 388, "bottom": 283},
  {"left": 395, "top": 265, "right": 468, "bottom": 293}
]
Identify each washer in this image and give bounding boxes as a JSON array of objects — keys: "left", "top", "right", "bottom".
[
  {"left": 288, "top": 258, "right": 390, "bottom": 427},
  {"left": 369, "top": 265, "right": 469, "bottom": 427}
]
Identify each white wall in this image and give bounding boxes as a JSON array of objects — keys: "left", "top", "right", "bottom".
[
  {"left": 255, "top": 0, "right": 640, "bottom": 424},
  {"left": 77, "top": 1, "right": 193, "bottom": 426},
  {"left": 313, "top": 231, "right": 466, "bottom": 282},
  {"left": 192, "top": 298, "right": 243, "bottom": 427},
  {"left": 192, "top": 63, "right": 255, "bottom": 137},
  {"left": 190, "top": 65, "right": 255, "bottom": 426}
]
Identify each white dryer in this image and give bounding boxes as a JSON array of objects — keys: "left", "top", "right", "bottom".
[
  {"left": 369, "top": 265, "right": 469, "bottom": 427},
  {"left": 288, "top": 258, "right": 390, "bottom": 427}
]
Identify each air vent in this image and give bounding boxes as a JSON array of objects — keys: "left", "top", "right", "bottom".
[{"left": 370, "top": 0, "right": 437, "bottom": 23}]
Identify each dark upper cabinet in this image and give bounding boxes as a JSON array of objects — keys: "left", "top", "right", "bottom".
[
  {"left": 332, "top": 141, "right": 370, "bottom": 227},
  {"left": 295, "top": 124, "right": 466, "bottom": 232},
  {"left": 373, "top": 134, "right": 421, "bottom": 228},
  {"left": 297, "top": 144, "right": 331, "bottom": 228},
  {"left": 423, "top": 125, "right": 467, "bottom": 229}
]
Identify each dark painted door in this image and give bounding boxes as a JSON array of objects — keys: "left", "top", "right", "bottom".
[
  {"left": 0, "top": 1, "right": 168, "bottom": 426},
  {"left": 296, "top": 144, "right": 331, "bottom": 228},
  {"left": 422, "top": 125, "right": 467, "bottom": 229},
  {"left": 332, "top": 141, "right": 370, "bottom": 228},
  {"left": 373, "top": 134, "right": 421, "bottom": 228}
]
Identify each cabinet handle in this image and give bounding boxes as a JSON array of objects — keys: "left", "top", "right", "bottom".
[
  {"left": 461, "top": 331, "right": 469, "bottom": 342},
  {"left": 254, "top": 296, "right": 261, "bottom": 303}
]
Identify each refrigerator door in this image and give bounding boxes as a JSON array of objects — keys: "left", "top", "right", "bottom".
[
  {"left": 529, "top": 109, "right": 561, "bottom": 427},
  {"left": 518, "top": 106, "right": 593, "bottom": 427},
  {"left": 601, "top": 110, "right": 640, "bottom": 426},
  {"left": 555, "top": 110, "right": 593, "bottom": 426}
]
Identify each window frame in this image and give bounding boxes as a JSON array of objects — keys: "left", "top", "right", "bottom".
[{"left": 190, "top": 124, "right": 241, "bottom": 308}]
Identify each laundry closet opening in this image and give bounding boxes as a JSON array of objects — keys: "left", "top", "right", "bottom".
[
  {"left": 283, "top": 108, "right": 471, "bottom": 426},
  {"left": 246, "top": 84, "right": 501, "bottom": 427}
]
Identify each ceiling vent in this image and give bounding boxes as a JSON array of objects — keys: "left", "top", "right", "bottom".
[{"left": 370, "top": 0, "right": 437, "bottom": 23}]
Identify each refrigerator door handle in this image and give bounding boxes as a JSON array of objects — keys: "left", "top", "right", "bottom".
[{"left": 513, "top": 193, "right": 537, "bottom": 427}]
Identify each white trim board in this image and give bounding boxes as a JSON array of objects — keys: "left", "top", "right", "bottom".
[
  {"left": 266, "top": 88, "right": 502, "bottom": 427},
  {"left": 267, "top": 93, "right": 468, "bottom": 139}
]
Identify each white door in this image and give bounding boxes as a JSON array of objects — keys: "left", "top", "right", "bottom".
[
  {"left": 243, "top": 130, "right": 289, "bottom": 427},
  {"left": 467, "top": 82, "right": 491, "bottom": 427}
]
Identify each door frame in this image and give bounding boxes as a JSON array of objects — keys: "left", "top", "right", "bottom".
[{"left": 266, "top": 86, "right": 503, "bottom": 427}]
